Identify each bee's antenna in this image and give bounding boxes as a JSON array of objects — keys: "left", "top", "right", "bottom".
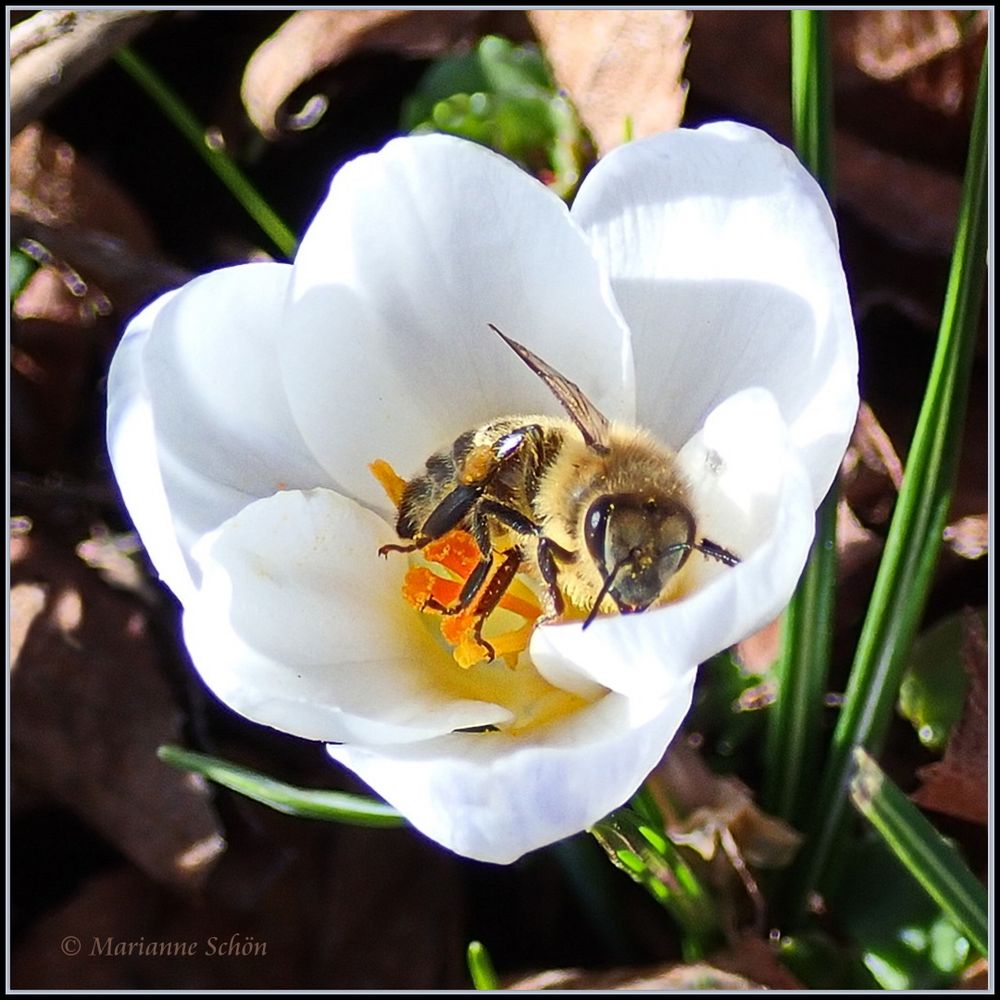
[
  {"left": 695, "top": 538, "right": 740, "bottom": 567},
  {"left": 582, "top": 555, "right": 630, "bottom": 630},
  {"left": 583, "top": 539, "right": 738, "bottom": 630}
]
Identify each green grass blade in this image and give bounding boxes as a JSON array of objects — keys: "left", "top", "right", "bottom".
[
  {"left": 850, "top": 749, "right": 988, "bottom": 956},
  {"left": 157, "top": 745, "right": 405, "bottom": 827},
  {"left": 764, "top": 487, "right": 838, "bottom": 823},
  {"left": 790, "top": 9, "right": 834, "bottom": 194},
  {"left": 114, "top": 46, "right": 298, "bottom": 259},
  {"left": 590, "top": 808, "right": 720, "bottom": 961},
  {"left": 762, "top": 10, "right": 837, "bottom": 823},
  {"left": 466, "top": 940, "right": 500, "bottom": 990},
  {"left": 783, "top": 50, "right": 989, "bottom": 921}
]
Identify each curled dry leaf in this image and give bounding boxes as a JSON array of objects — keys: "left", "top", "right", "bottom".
[
  {"left": 850, "top": 10, "right": 988, "bottom": 115},
  {"left": 911, "top": 610, "right": 988, "bottom": 825},
  {"left": 734, "top": 616, "right": 783, "bottom": 676},
  {"left": 9, "top": 582, "right": 47, "bottom": 669},
  {"left": 943, "top": 513, "right": 988, "bottom": 560},
  {"left": 836, "top": 497, "right": 884, "bottom": 585},
  {"left": 10, "top": 122, "right": 160, "bottom": 318},
  {"left": 652, "top": 739, "right": 802, "bottom": 871},
  {"left": 10, "top": 9, "right": 159, "bottom": 135},
  {"left": 528, "top": 10, "right": 690, "bottom": 155},
  {"left": 10, "top": 526, "right": 225, "bottom": 889},
  {"left": 12, "top": 265, "right": 109, "bottom": 472},
  {"left": 10, "top": 126, "right": 177, "bottom": 470},
  {"left": 241, "top": 10, "right": 530, "bottom": 139},
  {"left": 507, "top": 961, "right": 767, "bottom": 990},
  {"left": 75, "top": 525, "right": 155, "bottom": 598},
  {"left": 708, "top": 933, "right": 806, "bottom": 991},
  {"left": 10, "top": 123, "right": 158, "bottom": 254},
  {"left": 648, "top": 738, "right": 801, "bottom": 933},
  {"left": 841, "top": 400, "right": 903, "bottom": 528}
]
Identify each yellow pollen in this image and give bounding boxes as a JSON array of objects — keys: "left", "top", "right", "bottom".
[
  {"left": 371, "top": 458, "right": 543, "bottom": 670},
  {"left": 369, "top": 458, "right": 408, "bottom": 507},
  {"left": 405, "top": 531, "right": 541, "bottom": 668}
]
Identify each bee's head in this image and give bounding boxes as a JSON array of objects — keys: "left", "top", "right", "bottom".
[{"left": 583, "top": 492, "right": 696, "bottom": 616}]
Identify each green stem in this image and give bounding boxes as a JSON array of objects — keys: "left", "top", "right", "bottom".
[
  {"left": 466, "top": 940, "right": 500, "bottom": 990},
  {"left": 783, "top": 50, "right": 988, "bottom": 923},
  {"left": 850, "top": 749, "right": 988, "bottom": 956},
  {"left": 590, "top": 808, "right": 720, "bottom": 961},
  {"left": 114, "top": 45, "right": 298, "bottom": 259},
  {"left": 790, "top": 10, "right": 834, "bottom": 195},
  {"left": 158, "top": 745, "right": 405, "bottom": 827},
  {"left": 763, "top": 487, "right": 838, "bottom": 823},
  {"left": 762, "top": 9, "right": 837, "bottom": 825}
]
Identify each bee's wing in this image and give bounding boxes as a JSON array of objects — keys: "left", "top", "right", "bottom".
[{"left": 490, "top": 324, "right": 611, "bottom": 454}]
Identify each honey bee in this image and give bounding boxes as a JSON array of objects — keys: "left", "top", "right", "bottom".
[{"left": 379, "top": 324, "right": 739, "bottom": 656}]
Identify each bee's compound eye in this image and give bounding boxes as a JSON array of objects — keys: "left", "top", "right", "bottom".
[
  {"left": 584, "top": 496, "right": 615, "bottom": 573},
  {"left": 585, "top": 492, "right": 698, "bottom": 612}
]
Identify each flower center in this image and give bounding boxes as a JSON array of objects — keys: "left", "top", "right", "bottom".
[{"left": 370, "top": 458, "right": 543, "bottom": 669}]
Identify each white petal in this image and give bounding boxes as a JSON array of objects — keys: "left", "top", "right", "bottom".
[
  {"left": 328, "top": 684, "right": 695, "bottom": 864},
  {"left": 107, "top": 264, "right": 333, "bottom": 588},
  {"left": 107, "top": 289, "right": 196, "bottom": 603},
  {"left": 573, "top": 121, "right": 858, "bottom": 502},
  {"left": 187, "top": 488, "right": 514, "bottom": 743},
  {"left": 530, "top": 389, "right": 815, "bottom": 698},
  {"left": 283, "top": 133, "right": 634, "bottom": 514}
]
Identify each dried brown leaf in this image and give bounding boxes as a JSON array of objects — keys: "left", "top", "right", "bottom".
[
  {"left": 75, "top": 526, "right": 156, "bottom": 599},
  {"left": 844, "top": 400, "right": 904, "bottom": 490},
  {"left": 507, "top": 961, "right": 765, "bottom": 990},
  {"left": 11, "top": 266, "right": 107, "bottom": 472},
  {"left": 851, "top": 10, "right": 987, "bottom": 115},
  {"left": 10, "top": 10, "right": 159, "bottom": 135},
  {"left": 911, "top": 610, "right": 988, "bottom": 824},
  {"left": 10, "top": 127, "right": 177, "bottom": 470},
  {"left": 653, "top": 740, "right": 801, "bottom": 870},
  {"left": 943, "top": 513, "right": 988, "bottom": 560},
  {"left": 734, "top": 616, "right": 782, "bottom": 675},
  {"left": 836, "top": 498, "right": 884, "bottom": 583},
  {"left": 841, "top": 401, "right": 904, "bottom": 529},
  {"left": 10, "top": 527, "right": 225, "bottom": 889},
  {"left": 647, "top": 738, "right": 801, "bottom": 933},
  {"left": 241, "top": 10, "right": 530, "bottom": 139},
  {"left": 11, "top": 124, "right": 157, "bottom": 251},
  {"left": 709, "top": 933, "right": 806, "bottom": 990},
  {"left": 959, "top": 957, "right": 990, "bottom": 990},
  {"left": 10, "top": 582, "right": 47, "bottom": 668},
  {"left": 529, "top": 10, "right": 690, "bottom": 155}
]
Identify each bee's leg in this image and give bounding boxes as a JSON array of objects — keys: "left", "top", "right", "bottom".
[
  {"left": 378, "top": 541, "right": 418, "bottom": 557},
  {"left": 477, "top": 498, "right": 540, "bottom": 538},
  {"left": 476, "top": 500, "right": 573, "bottom": 620},
  {"left": 378, "top": 482, "right": 484, "bottom": 559},
  {"left": 469, "top": 546, "right": 523, "bottom": 661},
  {"left": 419, "top": 507, "right": 494, "bottom": 616},
  {"left": 536, "top": 537, "right": 573, "bottom": 619},
  {"left": 418, "top": 483, "right": 484, "bottom": 541}
]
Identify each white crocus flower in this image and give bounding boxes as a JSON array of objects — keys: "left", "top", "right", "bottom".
[{"left": 107, "top": 123, "right": 857, "bottom": 865}]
